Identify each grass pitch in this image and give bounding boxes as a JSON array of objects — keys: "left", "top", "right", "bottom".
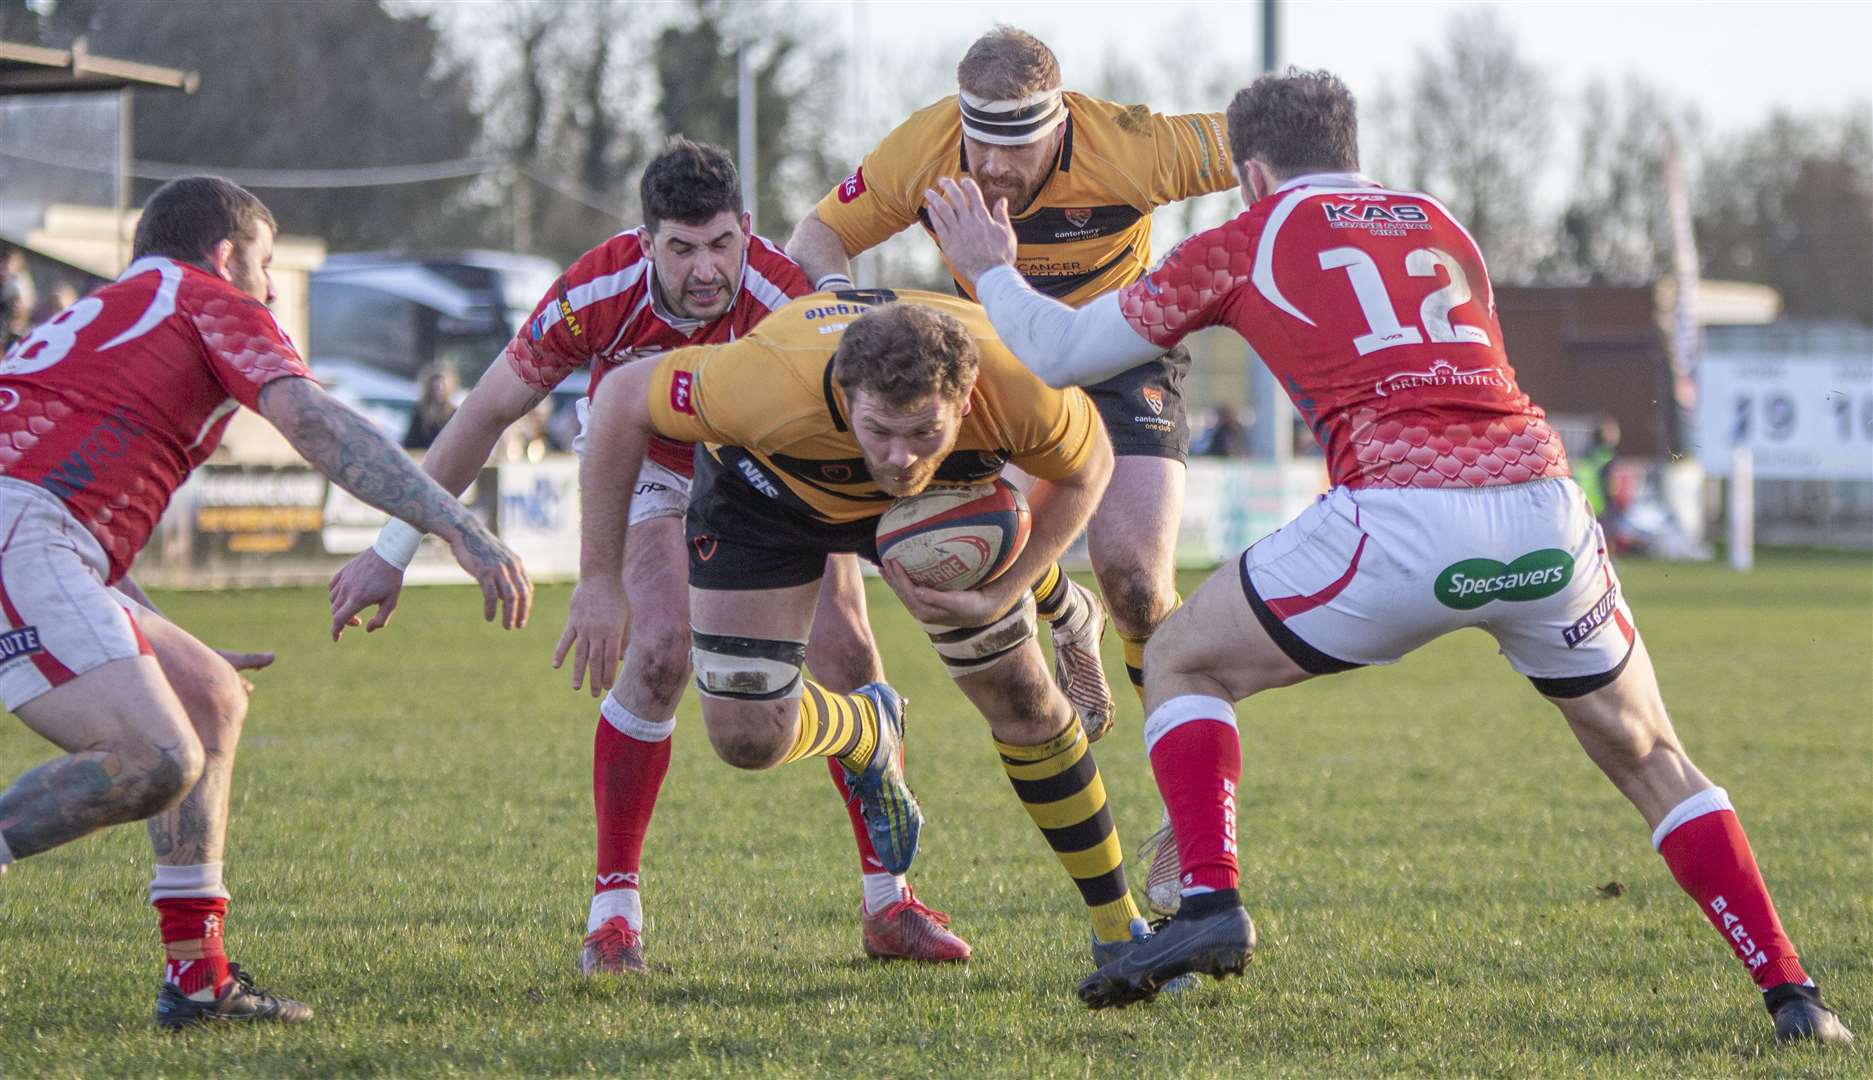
[{"left": 1, "top": 552, "right": 1868, "bottom": 1077}]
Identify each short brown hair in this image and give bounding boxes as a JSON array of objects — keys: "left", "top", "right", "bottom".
[
  {"left": 132, "top": 176, "right": 275, "bottom": 264},
  {"left": 640, "top": 136, "right": 742, "bottom": 234},
  {"left": 833, "top": 303, "right": 978, "bottom": 409},
  {"left": 956, "top": 26, "right": 1060, "bottom": 101},
  {"left": 1226, "top": 68, "right": 1360, "bottom": 176}
]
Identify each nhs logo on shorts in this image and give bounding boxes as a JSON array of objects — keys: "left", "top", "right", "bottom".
[{"left": 0, "top": 626, "right": 44, "bottom": 666}]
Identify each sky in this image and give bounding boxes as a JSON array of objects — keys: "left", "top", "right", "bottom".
[{"left": 836, "top": 0, "right": 1872, "bottom": 146}]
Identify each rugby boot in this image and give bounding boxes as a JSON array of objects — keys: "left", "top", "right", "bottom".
[
  {"left": 1087, "top": 917, "right": 1204, "bottom": 1002},
  {"left": 842, "top": 682, "right": 922, "bottom": 876},
  {"left": 1766, "top": 982, "right": 1855, "bottom": 1044},
  {"left": 155, "top": 962, "right": 313, "bottom": 1030},
  {"left": 1079, "top": 894, "right": 1255, "bottom": 1009},
  {"left": 1049, "top": 579, "right": 1117, "bottom": 742},
  {"left": 1135, "top": 810, "right": 1184, "bottom": 918},
  {"left": 862, "top": 889, "right": 972, "bottom": 963},
  {"left": 579, "top": 916, "right": 647, "bottom": 975}
]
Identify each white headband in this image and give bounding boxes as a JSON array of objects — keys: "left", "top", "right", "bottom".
[{"left": 959, "top": 88, "right": 1066, "bottom": 146}]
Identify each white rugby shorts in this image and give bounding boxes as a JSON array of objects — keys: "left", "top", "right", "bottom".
[
  {"left": 1239, "top": 477, "right": 1636, "bottom": 696},
  {"left": 0, "top": 478, "right": 152, "bottom": 712},
  {"left": 572, "top": 397, "right": 691, "bottom": 526}
]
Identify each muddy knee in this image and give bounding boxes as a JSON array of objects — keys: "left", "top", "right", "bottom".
[
  {"left": 702, "top": 706, "right": 793, "bottom": 770},
  {"left": 1095, "top": 561, "right": 1173, "bottom": 638},
  {"left": 634, "top": 628, "right": 693, "bottom": 711}
]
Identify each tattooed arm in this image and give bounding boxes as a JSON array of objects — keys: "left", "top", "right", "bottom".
[{"left": 257, "top": 376, "right": 534, "bottom": 630}]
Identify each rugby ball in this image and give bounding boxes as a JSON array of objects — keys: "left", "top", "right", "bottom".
[{"left": 876, "top": 479, "right": 1030, "bottom": 592}]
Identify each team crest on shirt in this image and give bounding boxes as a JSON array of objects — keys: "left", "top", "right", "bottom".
[
  {"left": 1141, "top": 386, "right": 1165, "bottom": 415},
  {"left": 0, "top": 387, "right": 17, "bottom": 411},
  {"left": 1064, "top": 208, "right": 1093, "bottom": 229}
]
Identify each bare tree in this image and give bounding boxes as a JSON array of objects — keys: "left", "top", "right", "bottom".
[
  {"left": 1369, "top": 9, "right": 1550, "bottom": 281},
  {"left": 1544, "top": 77, "right": 1702, "bottom": 284}
]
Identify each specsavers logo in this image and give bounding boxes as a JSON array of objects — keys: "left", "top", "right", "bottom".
[{"left": 1434, "top": 549, "right": 1573, "bottom": 610}]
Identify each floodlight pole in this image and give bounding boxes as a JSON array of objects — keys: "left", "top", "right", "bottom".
[
  {"left": 115, "top": 86, "right": 131, "bottom": 272},
  {"left": 1247, "top": 0, "right": 1293, "bottom": 463},
  {"left": 738, "top": 45, "right": 757, "bottom": 234}
]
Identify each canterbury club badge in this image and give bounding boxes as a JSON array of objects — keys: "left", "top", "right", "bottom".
[
  {"left": 1064, "top": 207, "right": 1093, "bottom": 229},
  {"left": 1141, "top": 386, "right": 1165, "bottom": 416}
]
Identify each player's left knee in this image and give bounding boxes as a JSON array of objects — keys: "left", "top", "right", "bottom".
[
  {"left": 178, "top": 662, "right": 249, "bottom": 750},
  {"left": 1095, "top": 563, "right": 1173, "bottom": 638},
  {"left": 700, "top": 706, "right": 792, "bottom": 770},
  {"left": 805, "top": 632, "right": 882, "bottom": 692},
  {"left": 634, "top": 628, "right": 693, "bottom": 708}
]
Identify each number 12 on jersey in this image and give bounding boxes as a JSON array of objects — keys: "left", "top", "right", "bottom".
[{"left": 1319, "top": 245, "right": 1491, "bottom": 356}]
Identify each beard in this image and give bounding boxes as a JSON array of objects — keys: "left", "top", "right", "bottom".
[{"left": 975, "top": 175, "right": 1042, "bottom": 216}]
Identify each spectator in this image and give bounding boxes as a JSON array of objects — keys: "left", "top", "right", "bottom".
[
  {"left": 30, "top": 279, "right": 80, "bottom": 328},
  {"left": 0, "top": 245, "right": 37, "bottom": 349},
  {"left": 1576, "top": 415, "right": 1621, "bottom": 517},
  {"left": 1191, "top": 403, "right": 1253, "bottom": 458},
  {"left": 402, "top": 361, "right": 459, "bottom": 450}
]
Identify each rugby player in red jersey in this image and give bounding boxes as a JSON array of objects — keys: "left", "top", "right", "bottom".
[
  {"left": 0, "top": 176, "right": 531, "bottom": 1028},
  {"left": 925, "top": 70, "right": 1853, "bottom": 1042},
  {"left": 328, "top": 139, "right": 972, "bottom": 971}
]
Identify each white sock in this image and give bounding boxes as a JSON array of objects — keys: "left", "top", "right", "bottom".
[
  {"left": 862, "top": 872, "right": 908, "bottom": 914},
  {"left": 149, "top": 862, "right": 231, "bottom": 903},
  {"left": 0, "top": 829, "right": 13, "bottom": 866},
  {"left": 588, "top": 887, "right": 643, "bottom": 933}
]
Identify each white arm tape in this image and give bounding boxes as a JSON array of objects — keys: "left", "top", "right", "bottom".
[
  {"left": 974, "top": 264, "right": 1164, "bottom": 388},
  {"left": 372, "top": 517, "right": 424, "bottom": 571},
  {"left": 814, "top": 272, "right": 854, "bottom": 291}
]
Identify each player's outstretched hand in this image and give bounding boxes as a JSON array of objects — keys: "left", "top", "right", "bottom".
[
  {"left": 922, "top": 177, "right": 1017, "bottom": 285},
  {"left": 447, "top": 521, "right": 533, "bottom": 631},
  {"left": 554, "top": 577, "right": 628, "bottom": 698},
  {"left": 212, "top": 648, "right": 275, "bottom": 695},
  {"left": 881, "top": 557, "right": 1018, "bottom": 629},
  {"left": 328, "top": 549, "right": 408, "bottom": 641}
]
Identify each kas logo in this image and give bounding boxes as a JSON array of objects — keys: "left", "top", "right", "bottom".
[
  {"left": 1064, "top": 208, "right": 1093, "bottom": 229},
  {"left": 669, "top": 370, "right": 694, "bottom": 415},
  {"left": 1141, "top": 386, "right": 1165, "bottom": 415},
  {"left": 1323, "top": 201, "right": 1429, "bottom": 224},
  {"left": 595, "top": 871, "right": 640, "bottom": 888},
  {"left": 837, "top": 167, "right": 867, "bottom": 203}
]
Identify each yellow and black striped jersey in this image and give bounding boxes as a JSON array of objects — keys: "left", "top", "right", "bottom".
[
  {"left": 645, "top": 289, "right": 1101, "bottom": 524},
  {"left": 813, "top": 93, "right": 1235, "bottom": 307}
]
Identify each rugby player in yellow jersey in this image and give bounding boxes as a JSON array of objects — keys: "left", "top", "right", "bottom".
[
  {"left": 788, "top": 27, "right": 1235, "bottom": 715},
  {"left": 555, "top": 289, "right": 1182, "bottom": 969}
]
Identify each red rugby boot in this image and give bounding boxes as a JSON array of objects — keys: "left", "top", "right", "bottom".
[{"left": 862, "top": 889, "right": 972, "bottom": 963}]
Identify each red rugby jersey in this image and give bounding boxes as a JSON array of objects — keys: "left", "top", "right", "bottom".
[
  {"left": 503, "top": 228, "right": 810, "bottom": 477},
  {"left": 1119, "top": 173, "right": 1568, "bottom": 489},
  {"left": 0, "top": 257, "right": 309, "bottom": 581}
]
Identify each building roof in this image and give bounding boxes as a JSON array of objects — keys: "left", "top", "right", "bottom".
[{"left": 0, "top": 38, "right": 197, "bottom": 97}]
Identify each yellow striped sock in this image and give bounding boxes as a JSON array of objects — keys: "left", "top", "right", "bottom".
[
  {"left": 1031, "top": 562, "right": 1069, "bottom": 623},
  {"left": 996, "top": 722, "right": 1141, "bottom": 944},
  {"left": 779, "top": 681, "right": 879, "bottom": 770},
  {"left": 1119, "top": 593, "right": 1183, "bottom": 704}
]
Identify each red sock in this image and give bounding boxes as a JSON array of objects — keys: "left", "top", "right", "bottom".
[
  {"left": 1658, "top": 805, "right": 1808, "bottom": 990},
  {"left": 593, "top": 718, "right": 672, "bottom": 900},
  {"left": 1148, "top": 717, "right": 1242, "bottom": 895},
  {"left": 155, "top": 897, "right": 229, "bottom": 998},
  {"left": 827, "top": 758, "right": 888, "bottom": 875}
]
